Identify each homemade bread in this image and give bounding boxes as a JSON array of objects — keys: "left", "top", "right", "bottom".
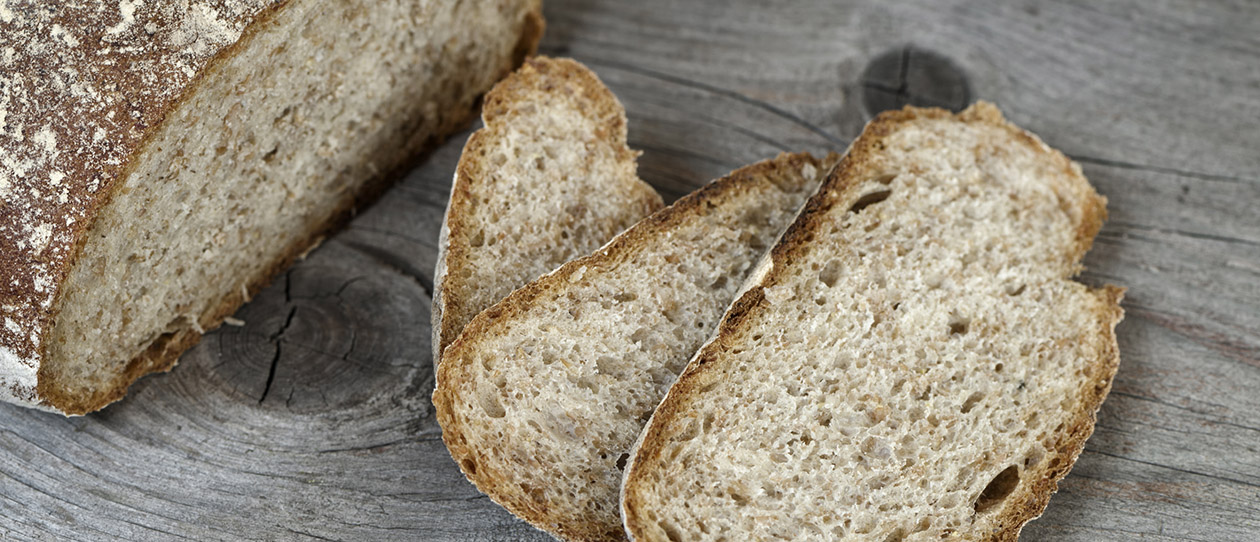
[
  {"left": 0, "top": 0, "right": 543, "bottom": 414},
  {"left": 432, "top": 56, "right": 663, "bottom": 363},
  {"left": 434, "top": 152, "right": 837, "bottom": 541},
  {"left": 621, "top": 103, "right": 1124, "bottom": 541}
]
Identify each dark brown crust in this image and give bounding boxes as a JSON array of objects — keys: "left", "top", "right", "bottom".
[
  {"left": 621, "top": 102, "right": 1125, "bottom": 541},
  {"left": 434, "top": 152, "right": 835, "bottom": 542},
  {"left": 22, "top": 0, "right": 545, "bottom": 415},
  {"left": 434, "top": 55, "right": 663, "bottom": 360}
]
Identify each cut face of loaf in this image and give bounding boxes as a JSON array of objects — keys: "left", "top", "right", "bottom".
[
  {"left": 622, "top": 103, "right": 1124, "bottom": 542},
  {"left": 433, "top": 152, "right": 837, "bottom": 541},
  {"left": 0, "top": 0, "right": 543, "bottom": 414},
  {"left": 432, "top": 57, "right": 664, "bottom": 363}
]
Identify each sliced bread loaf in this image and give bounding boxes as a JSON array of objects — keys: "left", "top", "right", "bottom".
[
  {"left": 433, "top": 152, "right": 838, "bottom": 541},
  {"left": 0, "top": 0, "right": 543, "bottom": 414},
  {"left": 621, "top": 102, "right": 1124, "bottom": 541},
  {"left": 432, "top": 57, "right": 664, "bottom": 363}
]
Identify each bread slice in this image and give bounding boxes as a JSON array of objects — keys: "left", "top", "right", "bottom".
[
  {"left": 621, "top": 103, "right": 1124, "bottom": 541},
  {"left": 433, "top": 152, "right": 838, "bottom": 541},
  {"left": 0, "top": 0, "right": 543, "bottom": 414},
  {"left": 432, "top": 57, "right": 664, "bottom": 363}
]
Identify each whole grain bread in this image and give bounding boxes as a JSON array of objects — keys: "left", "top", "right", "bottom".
[
  {"left": 431, "top": 56, "right": 663, "bottom": 364},
  {"left": 434, "top": 152, "right": 837, "bottom": 541},
  {"left": 621, "top": 102, "right": 1124, "bottom": 541},
  {"left": 0, "top": 0, "right": 543, "bottom": 414}
]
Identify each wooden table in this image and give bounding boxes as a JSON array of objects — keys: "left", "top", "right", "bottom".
[{"left": 2, "top": 1, "right": 1257, "bottom": 540}]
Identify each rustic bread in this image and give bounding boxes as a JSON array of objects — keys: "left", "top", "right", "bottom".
[
  {"left": 434, "top": 152, "right": 837, "bottom": 541},
  {"left": 0, "top": 0, "right": 543, "bottom": 414},
  {"left": 432, "top": 56, "right": 663, "bottom": 363},
  {"left": 621, "top": 103, "right": 1125, "bottom": 541}
]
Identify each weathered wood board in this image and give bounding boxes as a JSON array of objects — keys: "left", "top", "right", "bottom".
[{"left": 1, "top": 0, "right": 1257, "bottom": 540}]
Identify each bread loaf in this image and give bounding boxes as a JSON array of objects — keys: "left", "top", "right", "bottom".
[
  {"left": 432, "top": 57, "right": 663, "bottom": 363},
  {"left": 621, "top": 103, "right": 1124, "bottom": 541},
  {"left": 0, "top": 0, "right": 543, "bottom": 414},
  {"left": 434, "top": 152, "right": 835, "bottom": 541}
]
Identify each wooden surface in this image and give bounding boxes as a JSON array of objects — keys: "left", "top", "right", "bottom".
[{"left": 2, "top": 0, "right": 1258, "bottom": 540}]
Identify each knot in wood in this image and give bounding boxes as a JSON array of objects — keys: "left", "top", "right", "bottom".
[{"left": 861, "top": 46, "right": 971, "bottom": 116}]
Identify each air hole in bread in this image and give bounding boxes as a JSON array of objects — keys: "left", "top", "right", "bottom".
[
  {"left": 573, "top": 376, "right": 598, "bottom": 393},
  {"left": 849, "top": 189, "right": 892, "bottom": 214},
  {"left": 1024, "top": 447, "right": 1044, "bottom": 468},
  {"left": 710, "top": 276, "right": 727, "bottom": 290},
  {"left": 948, "top": 317, "right": 970, "bottom": 336},
  {"left": 521, "top": 482, "right": 546, "bottom": 504},
  {"left": 872, "top": 173, "right": 898, "bottom": 185},
  {"left": 913, "top": 517, "right": 931, "bottom": 533},
  {"left": 675, "top": 418, "right": 701, "bottom": 442},
  {"left": 660, "top": 521, "right": 684, "bottom": 542},
  {"left": 974, "top": 465, "right": 1020, "bottom": 514},
  {"left": 616, "top": 453, "right": 630, "bottom": 471},
  {"left": 630, "top": 328, "right": 650, "bottom": 345},
  {"left": 460, "top": 458, "right": 478, "bottom": 476},
  {"left": 1007, "top": 283, "right": 1026, "bottom": 296},
  {"left": 614, "top": 292, "right": 637, "bottom": 302},
  {"left": 881, "top": 527, "right": 907, "bottom": 542},
  {"left": 469, "top": 229, "right": 485, "bottom": 248},
  {"left": 961, "top": 392, "right": 984, "bottom": 414},
  {"left": 595, "top": 356, "right": 620, "bottom": 377},
  {"left": 818, "top": 259, "right": 842, "bottom": 287},
  {"left": 478, "top": 388, "right": 506, "bottom": 418},
  {"left": 727, "top": 484, "right": 750, "bottom": 505},
  {"left": 962, "top": 249, "right": 978, "bottom": 266}
]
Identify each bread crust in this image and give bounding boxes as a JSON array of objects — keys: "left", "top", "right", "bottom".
[
  {"left": 621, "top": 102, "right": 1125, "bottom": 541},
  {"left": 433, "top": 56, "right": 663, "bottom": 364},
  {"left": 0, "top": 0, "right": 544, "bottom": 414},
  {"left": 434, "top": 152, "right": 832, "bottom": 542}
]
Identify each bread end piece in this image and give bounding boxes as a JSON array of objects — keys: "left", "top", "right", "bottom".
[{"left": 432, "top": 56, "right": 664, "bottom": 365}]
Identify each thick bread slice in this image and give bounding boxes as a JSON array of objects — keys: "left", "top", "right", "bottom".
[
  {"left": 621, "top": 103, "right": 1124, "bottom": 542},
  {"left": 0, "top": 0, "right": 543, "bottom": 414},
  {"left": 434, "top": 152, "right": 838, "bottom": 541},
  {"left": 432, "top": 57, "right": 664, "bottom": 363}
]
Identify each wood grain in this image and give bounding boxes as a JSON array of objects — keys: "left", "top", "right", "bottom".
[{"left": 1, "top": 0, "right": 1257, "bottom": 540}]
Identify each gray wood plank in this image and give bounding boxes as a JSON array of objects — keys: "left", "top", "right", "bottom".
[{"left": 1, "top": 0, "right": 1258, "bottom": 540}]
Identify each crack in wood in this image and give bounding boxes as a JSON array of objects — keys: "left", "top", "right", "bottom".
[
  {"left": 583, "top": 57, "right": 848, "bottom": 147},
  {"left": 347, "top": 224, "right": 439, "bottom": 250},
  {"left": 259, "top": 306, "right": 299, "bottom": 404},
  {"left": 1125, "top": 303, "right": 1260, "bottom": 368},
  {"left": 1108, "top": 220, "right": 1260, "bottom": 248},
  {"left": 337, "top": 239, "right": 434, "bottom": 298},
  {"left": 1107, "top": 390, "right": 1260, "bottom": 434},
  {"left": 1086, "top": 449, "right": 1260, "bottom": 490},
  {"left": 1070, "top": 154, "right": 1257, "bottom": 186}
]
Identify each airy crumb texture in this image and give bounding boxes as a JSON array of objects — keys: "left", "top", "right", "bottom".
[
  {"left": 622, "top": 103, "right": 1124, "bottom": 542},
  {"left": 432, "top": 56, "right": 664, "bottom": 363},
  {"left": 434, "top": 152, "right": 837, "bottom": 541},
  {"left": 20, "top": 0, "right": 543, "bottom": 414}
]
